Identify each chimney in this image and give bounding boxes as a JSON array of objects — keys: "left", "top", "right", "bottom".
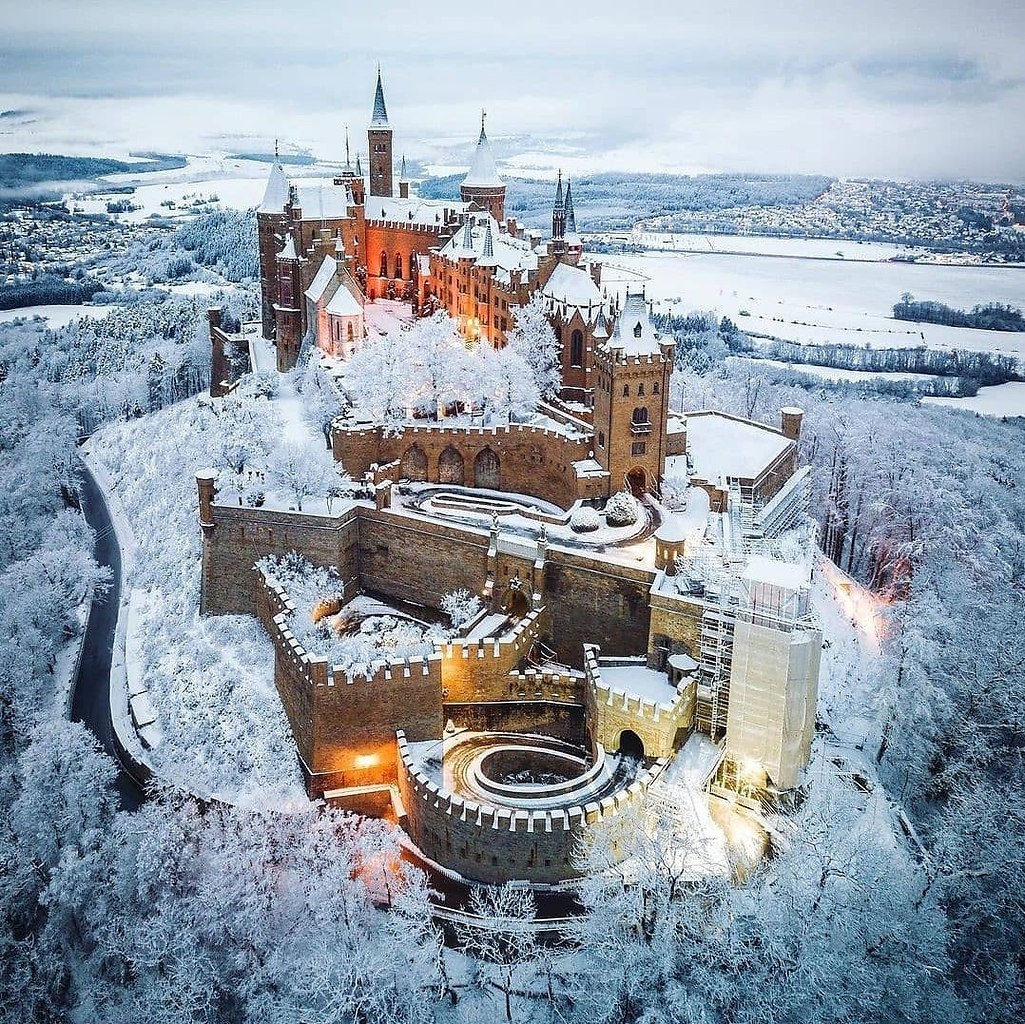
[
  {"left": 399, "top": 180, "right": 409, "bottom": 199},
  {"left": 781, "top": 407, "right": 804, "bottom": 442}
]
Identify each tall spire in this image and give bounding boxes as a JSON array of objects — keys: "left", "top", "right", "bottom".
[
  {"left": 344, "top": 127, "right": 352, "bottom": 172},
  {"left": 565, "top": 179, "right": 577, "bottom": 234},
  {"left": 482, "top": 220, "right": 494, "bottom": 260},
  {"left": 259, "top": 157, "right": 289, "bottom": 214},
  {"left": 370, "top": 66, "right": 389, "bottom": 127},
  {"left": 400, "top": 154, "right": 407, "bottom": 180},
  {"left": 552, "top": 171, "right": 566, "bottom": 241},
  {"left": 553, "top": 170, "right": 565, "bottom": 211}
]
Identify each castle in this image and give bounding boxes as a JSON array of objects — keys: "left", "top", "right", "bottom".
[{"left": 200, "top": 72, "right": 823, "bottom": 886}]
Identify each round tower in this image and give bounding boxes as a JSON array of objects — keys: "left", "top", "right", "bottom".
[{"left": 460, "top": 112, "right": 506, "bottom": 221}]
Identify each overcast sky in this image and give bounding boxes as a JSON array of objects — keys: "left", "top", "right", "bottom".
[{"left": 2, "top": 0, "right": 1024, "bottom": 181}]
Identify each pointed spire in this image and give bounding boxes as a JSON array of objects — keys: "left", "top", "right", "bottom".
[
  {"left": 356, "top": 153, "right": 363, "bottom": 177},
  {"left": 400, "top": 154, "right": 407, "bottom": 180},
  {"left": 553, "top": 170, "right": 565, "bottom": 211},
  {"left": 344, "top": 128, "right": 352, "bottom": 172},
  {"left": 274, "top": 137, "right": 279, "bottom": 160},
  {"left": 462, "top": 111, "right": 503, "bottom": 187},
  {"left": 460, "top": 218, "right": 474, "bottom": 250},
  {"left": 259, "top": 157, "right": 289, "bottom": 214},
  {"left": 482, "top": 221, "right": 494, "bottom": 260},
  {"left": 370, "top": 66, "right": 389, "bottom": 127},
  {"left": 565, "top": 179, "right": 577, "bottom": 233}
]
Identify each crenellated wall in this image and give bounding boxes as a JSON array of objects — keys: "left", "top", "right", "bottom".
[
  {"left": 332, "top": 421, "right": 606, "bottom": 509},
  {"left": 395, "top": 730, "right": 667, "bottom": 884}
]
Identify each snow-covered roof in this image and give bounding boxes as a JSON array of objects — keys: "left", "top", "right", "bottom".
[
  {"left": 462, "top": 125, "right": 503, "bottom": 188},
  {"left": 438, "top": 214, "right": 538, "bottom": 281},
  {"left": 367, "top": 195, "right": 469, "bottom": 228},
  {"left": 656, "top": 488, "right": 710, "bottom": 543},
  {"left": 676, "top": 412, "right": 793, "bottom": 483},
  {"left": 542, "top": 261, "right": 602, "bottom": 308},
  {"left": 326, "top": 284, "right": 363, "bottom": 318},
  {"left": 277, "top": 235, "right": 297, "bottom": 261},
  {"left": 610, "top": 292, "right": 662, "bottom": 356},
  {"left": 742, "top": 554, "right": 809, "bottom": 592},
  {"left": 305, "top": 255, "right": 337, "bottom": 303},
  {"left": 259, "top": 161, "right": 290, "bottom": 214},
  {"left": 292, "top": 182, "right": 351, "bottom": 220},
  {"left": 600, "top": 664, "right": 678, "bottom": 707}
]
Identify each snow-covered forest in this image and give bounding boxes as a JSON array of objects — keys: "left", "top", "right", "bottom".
[{"left": 0, "top": 205, "right": 1023, "bottom": 1022}]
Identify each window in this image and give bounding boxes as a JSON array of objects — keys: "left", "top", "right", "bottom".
[
  {"left": 346, "top": 323, "right": 354, "bottom": 341},
  {"left": 622, "top": 384, "right": 629, "bottom": 397},
  {"left": 632, "top": 406, "right": 649, "bottom": 425},
  {"left": 638, "top": 383, "right": 645, "bottom": 396},
  {"left": 632, "top": 441, "right": 646, "bottom": 455},
  {"left": 570, "top": 329, "right": 584, "bottom": 367},
  {"left": 633, "top": 321, "right": 642, "bottom": 338},
  {"left": 379, "top": 252, "right": 388, "bottom": 278},
  {"left": 598, "top": 431, "right": 605, "bottom": 449},
  {"left": 653, "top": 381, "right": 659, "bottom": 394},
  {"left": 394, "top": 253, "right": 403, "bottom": 280}
]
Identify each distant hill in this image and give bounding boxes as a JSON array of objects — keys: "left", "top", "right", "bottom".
[{"left": 0, "top": 153, "right": 187, "bottom": 189}]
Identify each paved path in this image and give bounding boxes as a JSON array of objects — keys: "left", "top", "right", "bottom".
[{"left": 72, "top": 460, "right": 146, "bottom": 811}]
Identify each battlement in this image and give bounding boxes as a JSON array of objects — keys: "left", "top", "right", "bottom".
[
  {"left": 332, "top": 419, "right": 587, "bottom": 446},
  {"left": 395, "top": 730, "right": 665, "bottom": 835}
]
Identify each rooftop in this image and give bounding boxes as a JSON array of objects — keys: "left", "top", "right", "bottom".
[
  {"left": 462, "top": 122, "right": 504, "bottom": 189},
  {"left": 258, "top": 161, "right": 290, "bottom": 214},
  {"left": 674, "top": 411, "right": 793, "bottom": 484}
]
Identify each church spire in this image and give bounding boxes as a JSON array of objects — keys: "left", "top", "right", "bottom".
[
  {"left": 552, "top": 171, "right": 566, "bottom": 240},
  {"left": 565, "top": 179, "right": 577, "bottom": 234},
  {"left": 370, "top": 65, "right": 389, "bottom": 127},
  {"left": 344, "top": 127, "right": 352, "bottom": 172}
]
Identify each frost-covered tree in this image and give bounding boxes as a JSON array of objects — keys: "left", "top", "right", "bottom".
[
  {"left": 441, "top": 588, "right": 483, "bottom": 629},
  {"left": 265, "top": 441, "right": 341, "bottom": 511},
  {"left": 508, "top": 292, "right": 561, "bottom": 401},
  {"left": 604, "top": 490, "right": 640, "bottom": 526}
]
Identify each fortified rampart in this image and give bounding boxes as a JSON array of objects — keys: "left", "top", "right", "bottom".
[{"left": 395, "top": 730, "right": 666, "bottom": 885}]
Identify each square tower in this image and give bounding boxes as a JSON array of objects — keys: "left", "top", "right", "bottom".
[
  {"left": 368, "top": 69, "right": 393, "bottom": 198},
  {"left": 592, "top": 293, "right": 674, "bottom": 496}
]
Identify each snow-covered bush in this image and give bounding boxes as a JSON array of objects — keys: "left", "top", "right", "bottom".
[
  {"left": 605, "top": 490, "right": 641, "bottom": 526},
  {"left": 441, "top": 588, "right": 483, "bottom": 629},
  {"left": 660, "top": 473, "right": 690, "bottom": 511},
  {"left": 570, "top": 506, "right": 601, "bottom": 532}
]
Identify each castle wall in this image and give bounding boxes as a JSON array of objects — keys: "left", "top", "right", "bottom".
[
  {"left": 647, "top": 586, "right": 704, "bottom": 668},
  {"left": 395, "top": 731, "right": 666, "bottom": 885},
  {"left": 333, "top": 423, "right": 598, "bottom": 510}
]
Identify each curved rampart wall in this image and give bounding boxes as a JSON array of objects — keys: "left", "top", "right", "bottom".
[{"left": 395, "top": 730, "right": 666, "bottom": 885}]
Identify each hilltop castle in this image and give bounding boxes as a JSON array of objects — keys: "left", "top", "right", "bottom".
[{"left": 197, "top": 71, "right": 823, "bottom": 886}]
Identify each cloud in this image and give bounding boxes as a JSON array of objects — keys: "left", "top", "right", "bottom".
[{"left": 1, "top": 0, "right": 1023, "bottom": 180}]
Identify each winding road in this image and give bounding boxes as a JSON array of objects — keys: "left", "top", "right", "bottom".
[{"left": 73, "top": 459, "right": 147, "bottom": 811}]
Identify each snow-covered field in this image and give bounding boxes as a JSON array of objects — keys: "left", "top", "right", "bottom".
[
  {"left": 600, "top": 251, "right": 1025, "bottom": 359},
  {"left": 88, "top": 391, "right": 307, "bottom": 800},
  {"left": 0, "top": 303, "right": 120, "bottom": 328},
  {"left": 727, "top": 356, "right": 937, "bottom": 384},
  {"left": 922, "top": 381, "right": 1025, "bottom": 418}
]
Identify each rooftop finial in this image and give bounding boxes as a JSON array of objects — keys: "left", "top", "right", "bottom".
[{"left": 274, "top": 138, "right": 279, "bottom": 160}]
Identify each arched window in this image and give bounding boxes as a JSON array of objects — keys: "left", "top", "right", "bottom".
[
  {"left": 570, "top": 329, "right": 584, "bottom": 367},
  {"left": 653, "top": 381, "right": 659, "bottom": 394},
  {"left": 379, "top": 251, "right": 388, "bottom": 278},
  {"left": 394, "top": 253, "right": 403, "bottom": 280},
  {"left": 598, "top": 431, "right": 605, "bottom": 449},
  {"left": 622, "top": 384, "right": 629, "bottom": 397},
  {"left": 632, "top": 406, "right": 649, "bottom": 425},
  {"left": 347, "top": 322, "right": 354, "bottom": 341},
  {"left": 638, "top": 383, "right": 645, "bottom": 396}
]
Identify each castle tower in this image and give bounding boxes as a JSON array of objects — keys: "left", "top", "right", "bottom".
[
  {"left": 274, "top": 232, "right": 303, "bottom": 372},
  {"left": 592, "top": 291, "right": 674, "bottom": 497},
  {"left": 398, "top": 154, "right": 410, "bottom": 199},
  {"left": 460, "top": 111, "right": 506, "bottom": 221},
  {"left": 368, "top": 68, "right": 393, "bottom": 198},
  {"left": 257, "top": 152, "right": 290, "bottom": 339}
]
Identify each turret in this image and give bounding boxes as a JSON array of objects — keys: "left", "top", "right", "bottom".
[
  {"left": 257, "top": 147, "right": 290, "bottom": 339},
  {"left": 368, "top": 67, "right": 393, "bottom": 198},
  {"left": 460, "top": 111, "right": 506, "bottom": 221},
  {"left": 563, "top": 179, "right": 583, "bottom": 266},
  {"left": 552, "top": 170, "right": 566, "bottom": 243}
]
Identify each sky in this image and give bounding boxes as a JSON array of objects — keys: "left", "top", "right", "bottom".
[{"left": 1, "top": 0, "right": 1024, "bottom": 182}]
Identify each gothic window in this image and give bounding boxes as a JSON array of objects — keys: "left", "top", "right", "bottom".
[
  {"left": 633, "top": 321, "right": 643, "bottom": 338},
  {"left": 638, "top": 383, "right": 645, "bottom": 396},
  {"left": 570, "top": 329, "right": 584, "bottom": 367},
  {"left": 394, "top": 253, "right": 403, "bottom": 280},
  {"left": 623, "top": 384, "right": 629, "bottom": 397},
  {"left": 632, "top": 407, "right": 650, "bottom": 425},
  {"left": 379, "top": 252, "right": 388, "bottom": 278},
  {"left": 347, "top": 323, "right": 354, "bottom": 341}
]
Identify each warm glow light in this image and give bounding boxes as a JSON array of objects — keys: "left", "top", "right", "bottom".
[
  {"left": 354, "top": 753, "right": 379, "bottom": 769},
  {"left": 820, "top": 560, "right": 889, "bottom": 652}
]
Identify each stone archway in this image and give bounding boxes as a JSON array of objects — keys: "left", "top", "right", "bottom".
[
  {"left": 618, "top": 729, "right": 645, "bottom": 760},
  {"left": 502, "top": 585, "right": 530, "bottom": 619},
  {"left": 474, "top": 447, "right": 500, "bottom": 490},
  {"left": 438, "top": 445, "right": 465, "bottom": 485},
  {"left": 401, "top": 445, "right": 428, "bottom": 482},
  {"left": 626, "top": 466, "right": 647, "bottom": 497}
]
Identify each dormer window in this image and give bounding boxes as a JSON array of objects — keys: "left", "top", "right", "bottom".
[{"left": 633, "top": 321, "right": 642, "bottom": 338}]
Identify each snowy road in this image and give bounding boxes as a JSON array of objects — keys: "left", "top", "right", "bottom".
[{"left": 73, "top": 460, "right": 148, "bottom": 810}]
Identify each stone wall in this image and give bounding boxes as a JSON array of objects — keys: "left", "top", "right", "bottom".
[
  {"left": 647, "top": 581, "right": 704, "bottom": 668},
  {"left": 332, "top": 422, "right": 603, "bottom": 509}
]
